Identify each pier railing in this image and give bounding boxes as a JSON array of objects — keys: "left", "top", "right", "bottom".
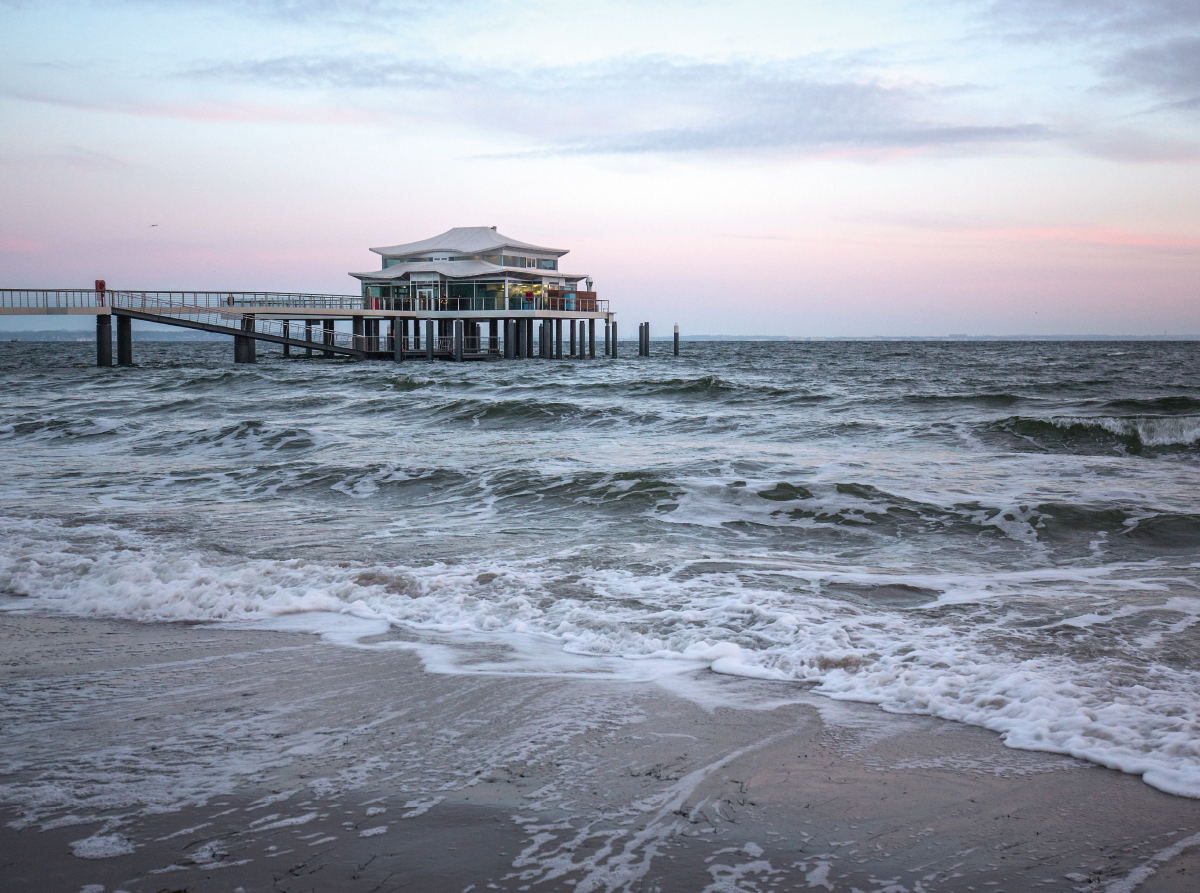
[
  {"left": 0, "top": 289, "right": 368, "bottom": 310},
  {"left": 2, "top": 290, "right": 609, "bottom": 315},
  {"left": 110, "top": 291, "right": 367, "bottom": 311}
]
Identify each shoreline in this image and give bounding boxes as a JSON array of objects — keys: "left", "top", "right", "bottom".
[{"left": 2, "top": 611, "right": 1198, "bottom": 891}]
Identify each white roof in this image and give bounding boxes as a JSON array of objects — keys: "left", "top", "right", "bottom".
[
  {"left": 371, "top": 226, "right": 569, "bottom": 258},
  {"left": 350, "top": 261, "right": 588, "bottom": 282}
]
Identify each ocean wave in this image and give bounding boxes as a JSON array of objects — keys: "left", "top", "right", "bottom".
[
  {"left": 989, "top": 414, "right": 1200, "bottom": 451},
  {"left": 904, "top": 393, "right": 1024, "bottom": 406},
  {"left": 1101, "top": 396, "right": 1200, "bottom": 415},
  {"left": 3, "top": 516, "right": 1200, "bottom": 799}
]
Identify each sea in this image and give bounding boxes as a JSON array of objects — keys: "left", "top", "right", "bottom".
[{"left": 1, "top": 339, "right": 1198, "bottom": 798}]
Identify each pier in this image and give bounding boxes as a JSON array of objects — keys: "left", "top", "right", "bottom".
[
  {"left": 0, "top": 288, "right": 616, "bottom": 366},
  {"left": 0, "top": 228, "right": 696, "bottom": 366}
]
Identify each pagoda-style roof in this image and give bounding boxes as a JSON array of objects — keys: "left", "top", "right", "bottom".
[
  {"left": 370, "top": 227, "right": 568, "bottom": 258},
  {"left": 350, "top": 261, "right": 588, "bottom": 282}
]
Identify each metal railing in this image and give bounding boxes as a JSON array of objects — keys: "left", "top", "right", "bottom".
[
  {"left": 2, "top": 289, "right": 611, "bottom": 314},
  {"left": 0, "top": 289, "right": 103, "bottom": 308},
  {"left": 0, "top": 289, "right": 367, "bottom": 310},
  {"left": 110, "top": 291, "right": 365, "bottom": 311}
]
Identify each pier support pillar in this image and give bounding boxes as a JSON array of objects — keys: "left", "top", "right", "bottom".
[
  {"left": 426, "top": 319, "right": 434, "bottom": 361},
  {"left": 392, "top": 320, "right": 403, "bottom": 361},
  {"left": 555, "top": 318, "right": 563, "bottom": 359},
  {"left": 454, "top": 319, "right": 463, "bottom": 362},
  {"left": 674, "top": 323, "right": 679, "bottom": 356},
  {"left": 352, "top": 315, "right": 364, "bottom": 354},
  {"left": 96, "top": 314, "right": 112, "bottom": 367},
  {"left": 570, "top": 319, "right": 577, "bottom": 357},
  {"left": 604, "top": 320, "right": 610, "bottom": 358},
  {"left": 305, "top": 320, "right": 313, "bottom": 358},
  {"left": 235, "top": 316, "right": 256, "bottom": 364},
  {"left": 589, "top": 319, "right": 596, "bottom": 359},
  {"left": 323, "top": 319, "right": 335, "bottom": 358},
  {"left": 611, "top": 321, "right": 618, "bottom": 358},
  {"left": 116, "top": 313, "right": 132, "bottom": 366},
  {"left": 489, "top": 319, "right": 498, "bottom": 355},
  {"left": 282, "top": 321, "right": 291, "bottom": 357},
  {"left": 525, "top": 318, "right": 534, "bottom": 358}
]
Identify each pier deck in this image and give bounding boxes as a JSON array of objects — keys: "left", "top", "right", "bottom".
[{"left": 1, "top": 290, "right": 618, "bottom": 366}]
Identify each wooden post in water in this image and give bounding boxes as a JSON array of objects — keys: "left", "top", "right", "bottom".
[
  {"left": 611, "top": 321, "right": 618, "bottom": 358},
  {"left": 96, "top": 314, "right": 112, "bottom": 367},
  {"left": 555, "top": 318, "right": 563, "bottom": 359},
  {"left": 322, "top": 319, "right": 335, "bottom": 358},
  {"left": 426, "top": 319, "right": 434, "bottom": 361},
  {"left": 454, "top": 319, "right": 463, "bottom": 362},
  {"left": 116, "top": 314, "right": 132, "bottom": 366},
  {"left": 589, "top": 318, "right": 596, "bottom": 359}
]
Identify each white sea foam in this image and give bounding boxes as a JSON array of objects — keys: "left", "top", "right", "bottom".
[
  {"left": 70, "top": 833, "right": 136, "bottom": 859},
  {"left": 1049, "top": 414, "right": 1200, "bottom": 447},
  {"left": 3, "top": 515, "right": 1200, "bottom": 800}
]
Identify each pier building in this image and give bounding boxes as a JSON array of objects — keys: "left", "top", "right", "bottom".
[{"left": 0, "top": 227, "right": 622, "bottom": 365}]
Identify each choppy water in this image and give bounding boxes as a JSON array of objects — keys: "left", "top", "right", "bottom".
[{"left": 2, "top": 339, "right": 1199, "bottom": 797}]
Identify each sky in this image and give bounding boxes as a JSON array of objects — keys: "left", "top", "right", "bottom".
[{"left": 1, "top": 0, "right": 1198, "bottom": 336}]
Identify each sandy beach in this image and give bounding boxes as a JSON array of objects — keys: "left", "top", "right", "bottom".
[{"left": 2, "top": 610, "right": 1196, "bottom": 892}]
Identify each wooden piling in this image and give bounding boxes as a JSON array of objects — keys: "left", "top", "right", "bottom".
[
  {"left": 116, "top": 314, "right": 132, "bottom": 366},
  {"left": 96, "top": 314, "right": 112, "bottom": 367}
]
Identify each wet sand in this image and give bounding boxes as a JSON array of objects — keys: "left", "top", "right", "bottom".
[{"left": 1, "top": 612, "right": 1197, "bottom": 892}]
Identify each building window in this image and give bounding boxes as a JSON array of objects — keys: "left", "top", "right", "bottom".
[{"left": 538, "top": 259, "right": 557, "bottom": 270}]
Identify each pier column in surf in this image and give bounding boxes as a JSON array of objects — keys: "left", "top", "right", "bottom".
[
  {"left": 570, "top": 319, "right": 577, "bottom": 357},
  {"left": 555, "top": 318, "right": 563, "bottom": 359},
  {"left": 425, "top": 319, "right": 434, "bottom": 361},
  {"left": 96, "top": 314, "right": 112, "bottom": 367},
  {"left": 611, "top": 321, "right": 618, "bottom": 358},
  {"left": 236, "top": 315, "right": 257, "bottom": 364},
  {"left": 116, "top": 313, "right": 132, "bottom": 366},
  {"left": 392, "top": 319, "right": 403, "bottom": 362},
  {"left": 489, "top": 319, "right": 499, "bottom": 355},
  {"left": 282, "top": 321, "right": 291, "bottom": 358},
  {"left": 525, "top": 318, "right": 534, "bottom": 359},
  {"left": 352, "top": 315, "right": 364, "bottom": 355},
  {"left": 305, "top": 320, "right": 314, "bottom": 358},
  {"left": 322, "top": 319, "right": 335, "bottom": 358},
  {"left": 604, "top": 320, "right": 610, "bottom": 357},
  {"left": 589, "top": 319, "right": 596, "bottom": 359},
  {"left": 674, "top": 323, "right": 679, "bottom": 357},
  {"left": 454, "top": 319, "right": 463, "bottom": 362}
]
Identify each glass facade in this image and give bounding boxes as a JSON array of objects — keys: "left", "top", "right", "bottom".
[{"left": 362, "top": 276, "right": 597, "bottom": 312}]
